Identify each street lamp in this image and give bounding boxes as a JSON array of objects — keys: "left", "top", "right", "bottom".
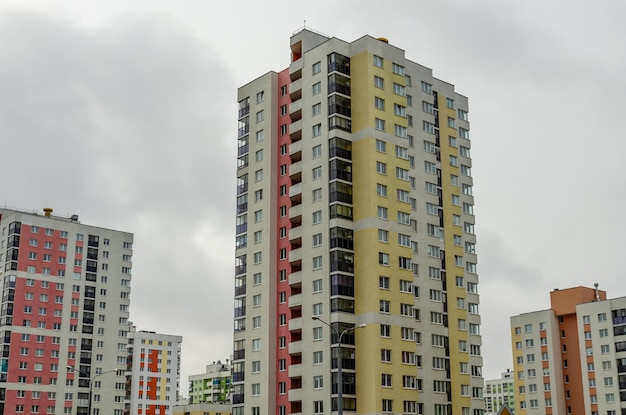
[
  {"left": 312, "top": 316, "right": 366, "bottom": 415},
  {"left": 67, "top": 366, "right": 118, "bottom": 415}
]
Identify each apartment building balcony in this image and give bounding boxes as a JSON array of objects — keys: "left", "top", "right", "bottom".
[
  {"left": 289, "top": 161, "right": 302, "bottom": 184},
  {"left": 288, "top": 388, "right": 303, "bottom": 403},
  {"left": 289, "top": 340, "right": 303, "bottom": 355},
  {"left": 288, "top": 293, "right": 302, "bottom": 309},
  {"left": 289, "top": 138, "right": 302, "bottom": 159},
  {"left": 288, "top": 363, "right": 302, "bottom": 378},
  {"left": 288, "top": 270, "right": 302, "bottom": 288},
  {"left": 289, "top": 120, "right": 302, "bottom": 142},
  {"left": 289, "top": 98, "right": 302, "bottom": 121},
  {"left": 289, "top": 248, "right": 303, "bottom": 268},
  {"left": 290, "top": 235, "right": 302, "bottom": 251},
  {"left": 289, "top": 59, "right": 303, "bottom": 81},
  {"left": 289, "top": 205, "right": 302, "bottom": 227},
  {"left": 288, "top": 316, "right": 302, "bottom": 331},
  {"left": 289, "top": 223, "right": 302, "bottom": 241},
  {"left": 289, "top": 183, "right": 302, "bottom": 205}
]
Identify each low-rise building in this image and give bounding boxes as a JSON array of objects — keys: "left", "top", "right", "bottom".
[
  {"left": 485, "top": 370, "right": 515, "bottom": 414},
  {"left": 125, "top": 328, "right": 183, "bottom": 415},
  {"left": 510, "top": 285, "right": 626, "bottom": 414},
  {"left": 188, "top": 361, "right": 232, "bottom": 404},
  {"left": 173, "top": 402, "right": 231, "bottom": 415}
]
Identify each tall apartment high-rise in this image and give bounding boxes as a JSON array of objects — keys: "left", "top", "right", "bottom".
[
  {"left": 510, "top": 286, "right": 626, "bottom": 415},
  {"left": 0, "top": 207, "right": 133, "bottom": 415},
  {"left": 234, "top": 28, "right": 483, "bottom": 415},
  {"left": 124, "top": 328, "right": 182, "bottom": 415}
]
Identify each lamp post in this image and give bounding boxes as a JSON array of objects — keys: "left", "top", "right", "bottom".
[
  {"left": 67, "top": 366, "right": 118, "bottom": 415},
  {"left": 312, "top": 316, "right": 366, "bottom": 415}
]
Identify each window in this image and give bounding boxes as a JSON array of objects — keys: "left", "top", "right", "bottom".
[
  {"left": 255, "top": 110, "right": 264, "bottom": 123},
  {"left": 312, "top": 82, "right": 321, "bottom": 95},
  {"left": 423, "top": 121, "right": 435, "bottom": 133},
  {"left": 380, "top": 324, "right": 391, "bottom": 337},
  {"left": 394, "top": 124, "right": 407, "bottom": 138},
  {"left": 397, "top": 211, "right": 410, "bottom": 225},
  {"left": 312, "top": 166, "right": 322, "bottom": 180},
  {"left": 376, "top": 161, "right": 387, "bottom": 175},
  {"left": 312, "top": 188, "right": 322, "bottom": 202},
  {"left": 313, "top": 233, "right": 323, "bottom": 247},
  {"left": 252, "top": 360, "right": 261, "bottom": 373},
  {"left": 392, "top": 63, "right": 404, "bottom": 75},
  {"left": 309, "top": 103, "right": 322, "bottom": 118},
  {"left": 312, "top": 61, "right": 321, "bottom": 74},
  {"left": 312, "top": 145, "right": 322, "bottom": 158},
  {"left": 254, "top": 189, "right": 263, "bottom": 202},
  {"left": 424, "top": 161, "right": 437, "bottom": 174},
  {"left": 377, "top": 183, "right": 387, "bottom": 197},
  {"left": 313, "top": 351, "right": 323, "bottom": 364},
  {"left": 314, "top": 401, "right": 324, "bottom": 415},
  {"left": 312, "top": 326, "right": 324, "bottom": 341},
  {"left": 377, "top": 206, "right": 388, "bottom": 220},
  {"left": 381, "top": 349, "right": 392, "bottom": 363},
  {"left": 312, "top": 124, "right": 322, "bottom": 137},
  {"left": 396, "top": 167, "right": 409, "bottom": 181},
  {"left": 380, "top": 300, "right": 390, "bottom": 313},
  {"left": 376, "top": 139, "right": 386, "bottom": 152},
  {"left": 401, "top": 327, "right": 414, "bottom": 340},
  {"left": 420, "top": 81, "right": 433, "bottom": 94},
  {"left": 375, "top": 118, "right": 385, "bottom": 131},
  {"left": 381, "top": 373, "right": 392, "bottom": 387},
  {"left": 374, "top": 96, "right": 385, "bottom": 110},
  {"left": 373, "top": 55, "right": 383, "bottom": 67},
  {"left": 374, "top": 76, "right": 384, "bottom": 89},
  {"left": 313, "top": 211, "right": 322, "bottom": 224},
  {"left": 303, "top": 375, "right": 321, "bottom": 394},
  {"left": 312, "top": 255, "right": 322, "bottom": 269},
  {"left": 379, "top": 276, "right": 390, "bottom": 289},
  {"left": 393, "top": 83, "right": 405, "bottom": 96},
  {"left": 398, "top": 234, "right": 411, "bottom": 247},
  {"left": 378, "top": 229, "right": 389, "bottom": 242},
  {"left": 379, "top": 253, "right": 389, "bottom": 266},
  {"left": 313, "top": 279, "right": 322, "bottom": 292}
]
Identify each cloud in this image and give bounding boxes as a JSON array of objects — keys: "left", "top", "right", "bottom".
[
  {"left": 0, "top": 10, "right": 236, "bottom": 391},
  {"left": 4, "top": 0, "right": 626, "bottom": 392}
]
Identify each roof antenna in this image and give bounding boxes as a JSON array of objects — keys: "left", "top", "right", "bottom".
[{"left": 594, "top": 283, "right": 600, "bottom": 302}]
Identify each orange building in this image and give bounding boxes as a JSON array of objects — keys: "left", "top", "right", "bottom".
[{"left": 510, "top": 285, "right": 626, "bottom": 415}]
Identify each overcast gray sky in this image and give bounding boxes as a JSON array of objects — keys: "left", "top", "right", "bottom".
[{"left": 2, "top": 0, "right": 626, "bottom": 395}]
